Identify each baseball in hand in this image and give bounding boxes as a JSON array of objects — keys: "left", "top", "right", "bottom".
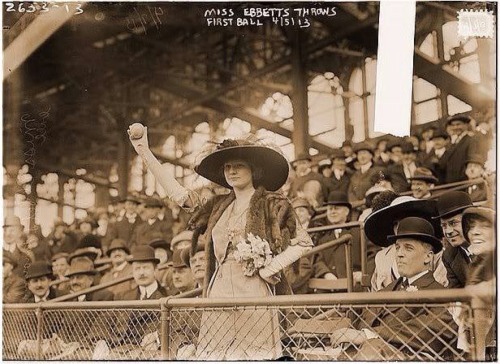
[{"left": 129, "top": 123, "right": 145, "bottom": 139}]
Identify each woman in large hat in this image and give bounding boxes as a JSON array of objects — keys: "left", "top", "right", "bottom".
[{"left": 128, "top": 124, "right": 312, "bottom": 360}]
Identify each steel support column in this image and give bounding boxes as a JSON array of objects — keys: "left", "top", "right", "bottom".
[{"left": 290, "top": 29, "right": 309, "bottom": 156}]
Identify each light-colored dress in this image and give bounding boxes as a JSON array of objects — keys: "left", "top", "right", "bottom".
[{"left": 195, "top": 200, "right": 282, "bottom": 360}]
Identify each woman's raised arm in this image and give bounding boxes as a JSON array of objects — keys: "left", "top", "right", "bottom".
[{"left": 128, "top": 123, "right": 194, "bottom": 209}]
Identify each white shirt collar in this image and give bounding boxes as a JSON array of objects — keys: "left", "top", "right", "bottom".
[
  {"left": 333, "top": 169, "right": 344, "bottom": 180},
  {"left": 4, "top": 244, "right": 16, "bottom": 254},
  {"left": 148, "top": 218, "right": 156, "bottom": 225},
  {"left": 360, "top": 162, "right": 373, "bottom": 174},
  {"left": 139, "top": 280, "right": 159, "bottom": 299},
  {"left": 434, "top": 147, "right": 446, "bottom": 157},
  {"left": 77, "top": 294, "right": 86, "bottom": 302},
  {"left": 34, "top": 290, "right": 51, "bottom": 303},
  {"left": 461, "top": 246, "right": 473, "bottom": 257},
  {"left": 406, "top": 270, "right": 429, "bottom": 285}
]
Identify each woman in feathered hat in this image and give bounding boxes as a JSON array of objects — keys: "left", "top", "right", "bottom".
[{"left": 128, "top": 124, "right": 312, "bottom": 360}]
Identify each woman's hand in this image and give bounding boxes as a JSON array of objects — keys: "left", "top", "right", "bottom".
[{"left": 127, "top": 123, "right": 149, "bottom": 153}]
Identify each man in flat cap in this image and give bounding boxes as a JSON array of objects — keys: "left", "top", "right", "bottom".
[{"left": 330, "top": 217, "right": 457, "bottom": 360}]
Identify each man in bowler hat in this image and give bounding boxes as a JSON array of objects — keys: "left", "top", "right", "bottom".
[
  {"left": 434, "top": 191, "right": 474, "bottom": 288},
  {"left": 24, "top": 261, "right": 60, "bottom": 302},
  {"left": 99, "top": 238, "right": 134, "bottom": 296},
  {"left": 330, "top": 217, "right": 457, "bottom": 360}
]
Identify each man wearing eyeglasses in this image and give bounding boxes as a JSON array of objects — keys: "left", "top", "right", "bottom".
[{"left": 434, "top": 191, "right": 474, "bottom": 288}]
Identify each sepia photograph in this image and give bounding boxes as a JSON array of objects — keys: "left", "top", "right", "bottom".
[{"left": 2, "top": 1, "right": 497, "bottom": 361}]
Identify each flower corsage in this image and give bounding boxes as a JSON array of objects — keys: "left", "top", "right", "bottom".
[{"left": 233, "top": 233, "right": 273, "bottom": 277}]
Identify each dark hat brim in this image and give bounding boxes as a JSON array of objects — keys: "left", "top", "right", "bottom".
[
  {"left": 323, "top": 201, "right": 352, "bottom": 209},
  {"left": 26, "top": 272, "right": 55, "bottom": 280},
  {"left": 446, "top": 116, "right": 471, "bottom": 125},
  {"left": 195, "top": 145, "right": 289, "bottom": 191},
  {"left": 409, "top": 175, "right": 438, "bottom": 184},
  {"left": 106, "top": 246, "right": 130, "bottom": 257},
  {"left": 432, "top": 205, "right": 470, "bottom": 220},
  {"left": 128, "top": 257, "right": 160, "bottom": 265},
  {"left": 65, "top": 269, "right": 97, "bottom": 278},
  {"left": 364, "top": 199, "right": 442, "bottom": 247},
  {"left": 387, "top": 233, "right": 442, "bottom": 253},
  {"left": 149, "top": 241, "right": 170, "bottom": 251}
]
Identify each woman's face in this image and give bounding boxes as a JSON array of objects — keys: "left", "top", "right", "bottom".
[
  {"left": 467, "top": 217, "right": 495, "bottom": 255},
  {"left": 223, "top": 159, "right": 253, "bottom": 190}
]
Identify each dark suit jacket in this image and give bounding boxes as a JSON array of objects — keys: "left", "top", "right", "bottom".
[
  {"left": 107, "top": 215, "right": 143, "bottom": 248},
  {"left": 130, "top": 218, "right": 173, "bottom": 248},
  {"left": 357, "top": 272, "right": 457, "bottom": 354},
  {"left": 440, "top": 135, "right": 476, "bottom": 183},
  {"left": 387, "top": 162, "right": 423, "bottom": 193},
  {"left": 421, "top": 148, "right": 447, "bottom": 184},
  {"left": 112, "top": 283, "right": 167, "bottom": 347},
  {"left": 467, "top": 251, "right": 495, "bottom": 286},
  {"left": 288, "top": 171, "right": 328, "bottom": 205},
  {"left": 310, "top": 219, "right": 361, "bottom": 279},
  {"left": 348, "top": 165, "right": 386, "bottom": 202},
  {"left": 442, "top": 245, "right": 471, "bottom": 288},
  {"left": 324, "top": 171, "right": 352, "bottom": 196}
]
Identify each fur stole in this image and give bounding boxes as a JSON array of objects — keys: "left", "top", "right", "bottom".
[{"left": 188, "top": 186, "right": 296, "bottom": 297}]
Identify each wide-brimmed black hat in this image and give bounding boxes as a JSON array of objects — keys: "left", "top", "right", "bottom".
[
  {"left": 364, "top": 196, "right": 442, "bottom": 247},
  {"left": 433, "top": 191, "right": 473, "bottom": 219},
  {"left": 387, "top": 217, "right": 442, "bottom": 253},
  {"left": 324, "top": 191, "right": 352, "bottom": 209},
  {"left": 195, "top": 138, "right": 289, "bottom": 191},
  {"left": 128, "top": 245, "right": 160, "bottom": 265},
  {"left": 409, "top": 167, "right": 438, "bottom": 184},
  {"left": 26, "top": 261, "right": 54, "bottom": 280},
  {"left": 445, "top": 114, "right": 471, "bottom": 126},
  {"left": 106, "top": 238, "right": 130, "bottom": 256}
]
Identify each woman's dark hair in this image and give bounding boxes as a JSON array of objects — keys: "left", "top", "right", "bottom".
[
  {"left": 462, "top": 214, "right": 493, "bottom": 238},
  {"left": 371, "top": 191, "right": 399, "bottom": 212}
]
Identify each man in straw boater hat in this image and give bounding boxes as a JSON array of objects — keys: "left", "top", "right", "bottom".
[
  {"left": 366, "top": 196, "right": 447, "bottom": 291},
  {"left": 433, "top": 191, "right": 474, "bottom": 288},
  {"left": 24, "top": 261, "right": 61, "bottom": 302},
  {"left": 310, "top": 191, "right": 362, "bottom": 286},
  {"left": 408, "top": 167, "right": 438, "bottom": 200},
  {"left": 329, "top": 217, "right": 457, "bottom": 360}
]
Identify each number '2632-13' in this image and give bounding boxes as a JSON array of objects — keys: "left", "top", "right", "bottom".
[{"left": 5, "top": 2, "right": 84, "bottom": 15}]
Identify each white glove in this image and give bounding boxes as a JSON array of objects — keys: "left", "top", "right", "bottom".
[
  {"left": 259, "top": 244, "right": 312, "bottom": 278},
  {"left": 127, "top": 124, "right": 190, "bottom": 206}
]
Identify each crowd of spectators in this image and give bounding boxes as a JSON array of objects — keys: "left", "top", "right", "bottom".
[{"left": 3, "top": 114, "right": 495, "bottom": 360}]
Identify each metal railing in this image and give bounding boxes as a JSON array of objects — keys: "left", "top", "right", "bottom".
[{"left": 3, "top": 289, "right": 493, "bottom": 361}]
